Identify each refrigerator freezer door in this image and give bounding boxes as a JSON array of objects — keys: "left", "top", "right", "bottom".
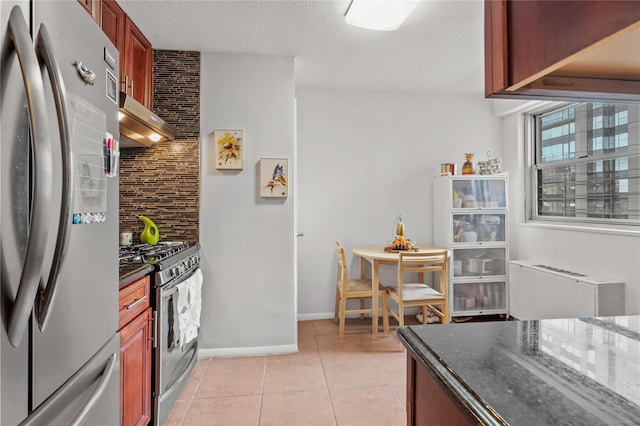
[
  {"left": 30, "top": 0, "right": 119, "bottom": 411},
  {"left": 20, "top": 334, "right": 120, "bottom": 426}
]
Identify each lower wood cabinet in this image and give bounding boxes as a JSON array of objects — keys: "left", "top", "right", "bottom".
[
  {"left": 119, "top": 276, "right": 152, "bottom": 426},
  {"left": 406, "top": 354, "right": 477, "bottom": 426}
]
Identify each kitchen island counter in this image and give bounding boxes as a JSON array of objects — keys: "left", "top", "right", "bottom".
[{"left": 397, "top": 316, "right": 640, "bottom": 425}]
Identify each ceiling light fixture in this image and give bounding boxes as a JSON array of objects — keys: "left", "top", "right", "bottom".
[{"left": 345, "top": 0, "right": 419, "bottom": 31}]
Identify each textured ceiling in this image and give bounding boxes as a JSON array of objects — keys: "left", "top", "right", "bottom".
[{"left": 117, "top": 0, "right": 485, "bottom": 95}]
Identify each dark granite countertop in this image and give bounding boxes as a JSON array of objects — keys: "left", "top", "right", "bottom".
[
  {"left": 119, "top": 264, "right": 154, "bottom": 288},
  {"left": 398, "top": 316, "right": 640, "bottom": 426}
]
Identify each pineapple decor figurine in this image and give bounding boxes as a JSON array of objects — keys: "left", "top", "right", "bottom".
[{"left": 462, "top": 152, "right": 475, "bottom": 175}]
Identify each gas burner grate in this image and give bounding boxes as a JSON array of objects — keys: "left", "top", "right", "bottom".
[{"left": 119, "top": 242, "right": 191, "bottom": 265}]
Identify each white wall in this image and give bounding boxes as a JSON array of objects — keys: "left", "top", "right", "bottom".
[
  {"left": 199, "top": 53, "right": 296, "bottom": 356},
  {"left": 501, "top": 112, "right": 640, "bottom": 315},
  {"left": 296, "top": 88, "right": 503, "bottom": 318},
  {"left": 197, "top": 55, "right": 639, "bottom": 355}
]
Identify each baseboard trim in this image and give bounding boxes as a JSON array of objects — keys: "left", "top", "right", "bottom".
[
  {"left": 198, "top": 344, "right": 298, "bottom": 359},
  {"left": 297, "top": 310, "right": 418, "bottom": 322},
  {"left": 297, "top": 312, "right": 334, "bottom": 321}
]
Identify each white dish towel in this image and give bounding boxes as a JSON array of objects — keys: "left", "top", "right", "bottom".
[{"left": 176, "top": 268, "right": 203, "bottom": 349}]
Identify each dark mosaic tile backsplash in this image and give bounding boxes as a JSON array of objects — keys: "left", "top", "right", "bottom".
[{"left": 119, "top": 50, "right": 201, "bottom": 244}]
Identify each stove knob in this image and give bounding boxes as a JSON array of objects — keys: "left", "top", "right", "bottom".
[{"left": 169, "top": 268, "right": 175, "bottom": 277}]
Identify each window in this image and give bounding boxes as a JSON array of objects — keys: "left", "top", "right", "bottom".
[{"left": 529, "top": 103, "right": 640, "bottom": 225}]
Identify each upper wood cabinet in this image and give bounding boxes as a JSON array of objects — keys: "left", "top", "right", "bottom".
[
  {"left": 77, "top": 0, "right": 101, "bottom": 23},
  {"left": 123, "top": 16, "right": 153, "bottom": 109},
  {"left": 485, "top": 0, "right": 640, "bottom": 102},
  {"left": 79, "top": 0, "right": 153, "bottom": 109},
  {"left": 100, "top": 0, "right": 125, "bottom": 53}
]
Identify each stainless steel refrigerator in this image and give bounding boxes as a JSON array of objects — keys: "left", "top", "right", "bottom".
[{"left": 1, "top": 1, "right": 120, "bottom": 424}]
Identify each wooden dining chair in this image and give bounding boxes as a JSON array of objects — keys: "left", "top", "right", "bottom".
[
  {"left": 383, "top": 250, "right": 449, "bottom": 327},
  {"left": 334, "top": 242, "right": 389, "bottom": 339}
]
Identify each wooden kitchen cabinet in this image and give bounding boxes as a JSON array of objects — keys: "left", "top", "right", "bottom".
[
  {"left": 80, "top": 0, "right": 154, "bottom": 109},
  {"left": 123, "top": 15, "right": 153, "bottom": 108},
  {"left": 100, "top": 0, "right": 125, "bottom": 53},
  {"left": 119, "top": 276, "right": 152, "bottom": 426},
  {"left": 406, "top": 354, "right": 476, "bottom": 426},
  {"left": 485, "top": 0, "right": 640, "bottom": 102},
  {"left": 77, "top": 0, "right": 101, "bottom": 23},
  {"left": 119, "top": 275, "right": 151, "bottom": 329}
]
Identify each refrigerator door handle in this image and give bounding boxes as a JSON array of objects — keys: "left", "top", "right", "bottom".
[
  {"left": 69, "top": 352, "right": 117, "bottom": 426},
  {"left": 33, "top": 23, "right": 74, "bottom": 333},
  {"left": 4, "top": 6, "right": 54, "bottom": 348}
]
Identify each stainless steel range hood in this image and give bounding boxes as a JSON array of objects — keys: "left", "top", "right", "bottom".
[{"left": 118, "top": 91, "right": 174, "bottom": 148}]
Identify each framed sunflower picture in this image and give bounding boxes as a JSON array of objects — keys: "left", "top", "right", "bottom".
[
  {"left": 214, "top": 129, "right": 243, "bottom": 170},
  {"left": 259, "top": 158, "right": 288, "bottom": 198}
]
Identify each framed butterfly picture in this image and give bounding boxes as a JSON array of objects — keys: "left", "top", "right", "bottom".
[{"left": 259, "top": 158, "right": 288, "bottom": 198}]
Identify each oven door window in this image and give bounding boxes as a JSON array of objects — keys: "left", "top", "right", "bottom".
[{"left": 167, "top": 294, "right": 177, "bottom": 351}]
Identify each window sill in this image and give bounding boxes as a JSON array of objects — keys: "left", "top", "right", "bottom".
[{"left": 519, "top": 220, "right": 640, "bottom": 237}]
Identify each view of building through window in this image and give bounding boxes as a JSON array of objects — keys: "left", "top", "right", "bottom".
[{"left": 534, "top": 103, "right": 640, "bottom": 223}]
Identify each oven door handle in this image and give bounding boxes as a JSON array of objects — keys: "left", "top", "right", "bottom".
[{"left": 163, "top": 266, "right": 200, "bottom": 290}]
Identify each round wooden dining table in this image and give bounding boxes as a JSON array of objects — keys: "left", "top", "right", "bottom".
[{"left": 351, "top": 246, "right": 446, "bottom": 339}]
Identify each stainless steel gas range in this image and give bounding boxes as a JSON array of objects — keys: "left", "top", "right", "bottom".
[{"left": 119, "top": 242, "right": 202, "bottom": 425}]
